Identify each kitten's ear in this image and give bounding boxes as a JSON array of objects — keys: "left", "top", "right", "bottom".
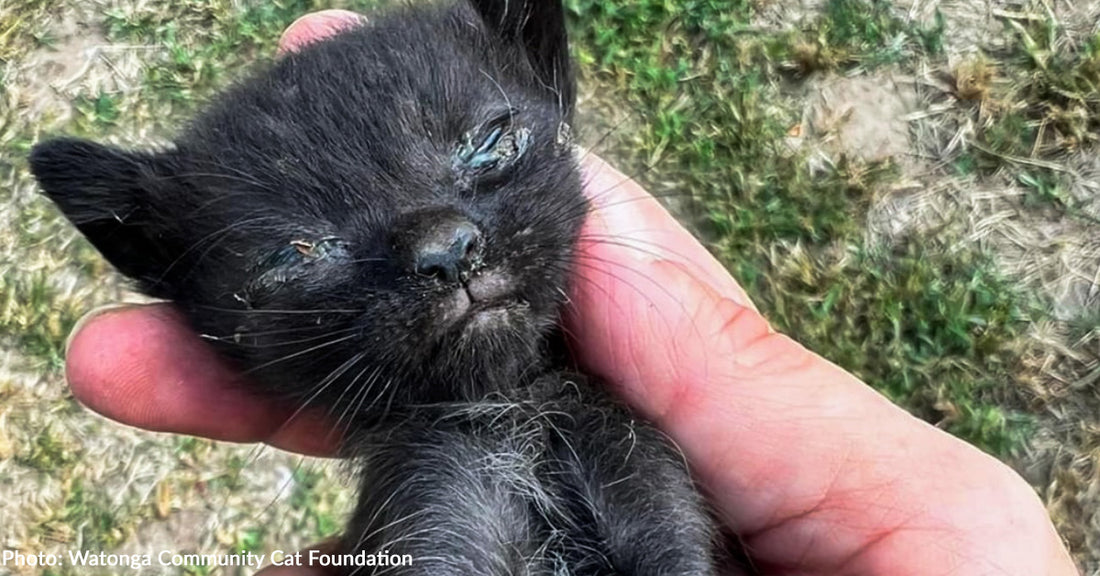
[
  {"left": 469, "top": 0, "right": 575, "bottom": 112},
  {"left": 29, "top": 138, "right": 179, "bottom": 287}
]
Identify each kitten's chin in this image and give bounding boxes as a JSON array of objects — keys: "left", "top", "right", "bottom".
[
  {"left": 424, "top": 293, "right": 547, "bottom": 397},
  {"left": 459, "top": 301, "right": 532, "bottom": 336}
]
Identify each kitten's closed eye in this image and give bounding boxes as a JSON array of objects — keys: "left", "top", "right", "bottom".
[
  {"left": 453, "top": 108, "right": 530, "bottom": 176},
  {"left": 246, "top": 237, "right": 352, "bottom": 305}
]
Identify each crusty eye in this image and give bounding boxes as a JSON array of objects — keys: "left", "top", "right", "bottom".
[
  {"left": 243, "top": 236, "right": 350, "bottom": 304},
  {"left": 453, "top": 113, "right": 530, "bottom": 174},
  {"left": 260, "top": 237, "right": 348, "bottom": 270}
]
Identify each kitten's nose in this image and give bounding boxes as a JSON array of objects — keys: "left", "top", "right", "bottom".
[
  {"left": 414, "top": 220, "right": 482, "bottom": 282},
  {"left": 394, "top": 210, "right": 483, "bottom": 283}
]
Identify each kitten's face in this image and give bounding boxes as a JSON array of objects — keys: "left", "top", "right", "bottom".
[{"left": 30, "top": 1, "right": 584, "bottom": 414}]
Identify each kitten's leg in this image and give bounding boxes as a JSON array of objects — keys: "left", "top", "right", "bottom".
[
  {"left": 548, "top": 390, "right": 716, "bottom": 576},
  {"left": 341, "top": 426, "right": 549, "bottom": 576}
]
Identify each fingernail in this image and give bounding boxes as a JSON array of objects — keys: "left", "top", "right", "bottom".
[{"left": 65, "top": 303, "right": 138, "bottom": 355}]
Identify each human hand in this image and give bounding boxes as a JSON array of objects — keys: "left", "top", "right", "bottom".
[
  {"left": 61, "top": 10, "right": 1078, "bottom": 576},
  {"left": 572, "top": 153, "right": 1076, "bottom": 575}
]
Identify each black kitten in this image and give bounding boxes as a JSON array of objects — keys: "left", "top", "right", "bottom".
[{"left": 30, "top": 1, "right": 717, "bottom": 574}]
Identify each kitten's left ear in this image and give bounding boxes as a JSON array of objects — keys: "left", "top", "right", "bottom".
[
  {"left": 28, "top": 137, "right": 185, "bottom": 295},
  {"left": 469, "top": 0, "right": 575, "bottom": 113}
]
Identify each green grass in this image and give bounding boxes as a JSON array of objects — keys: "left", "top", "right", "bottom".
[
  {"left": 289, "top": 467, "right": 344, "bottom": 540},
  {"left": 0, "top": 0, "right": 55, "bottom": 64},
  {"left": 788, "top": 0, "right": 945, "bottom": 70},
  {"left": 16, "top": 425, "right": 81, "bottom": 471},
  {"left": 822, "top": 0, "right": 944, "bottom": 56},
  {"left": 0, "top": 271, "right": 87, "bottom": 369},
  {"left": 567, "top": 0, "right": 1034, "bottom": 455},
  {"left": 964, "top": 16, "right": 1100, "bottom": 222},
  {"left": 101, "top": 0, "right": 377, "bottom": 116},
  {"left": 763, "top": 237, "right": 1037, "bottom": 454},
  {"left": 63, "top": 479, "right": 127, "bottom": 549},
  {"left": 1006, "top": 20, "right": 1100, "bottom": 151},
  {"left": 236, "top": 525, "right": 266, "bottom": 552},
  {"left": 72, "top": 92, "right": 123, "bottom": 129}
]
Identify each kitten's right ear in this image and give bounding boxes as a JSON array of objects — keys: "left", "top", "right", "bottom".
[{"left": 29, "top": 138, "right": 178, "bottom": 286}]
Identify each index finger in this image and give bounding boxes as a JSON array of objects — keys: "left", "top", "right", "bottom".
[{"left": 65, "top": 304, "right": 338, "bottom": 456}]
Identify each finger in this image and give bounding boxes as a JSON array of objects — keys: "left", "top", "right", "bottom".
[
  {"left": 577, "top": 152, "right": 759, "bottom": 313},
  {"left": 569, "top": 154, "right": 770, "bottom": 420},
  {"left": 65, "top": 304, "right": 338, "bottom": 456},
  {"left": 570, "top": 157, "right": 926, "bottom": 519},
  {"left": 277, "top": 10, "right": 366, "bottom": 55}
]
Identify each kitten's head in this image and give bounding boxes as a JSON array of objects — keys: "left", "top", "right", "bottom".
[{"left": 30, "top": 0, "right": 585, "bottom": 415}]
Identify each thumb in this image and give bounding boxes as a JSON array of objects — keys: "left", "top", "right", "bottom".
[{"left": 567, "top": 154, "right": 875, "bottom": 532}]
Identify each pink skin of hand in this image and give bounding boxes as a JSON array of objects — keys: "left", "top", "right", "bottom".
[{"left": 61, "top": 11, "right": 1077, "bottom": 576}]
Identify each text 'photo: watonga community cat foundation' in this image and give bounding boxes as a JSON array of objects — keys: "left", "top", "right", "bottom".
[{"left": 28, "top": 1, "right": 727, "bottom": 574}]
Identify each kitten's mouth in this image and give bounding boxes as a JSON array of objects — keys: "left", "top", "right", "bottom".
[{"left": 438, "top": 269, "right": 524, "bottom": 329}]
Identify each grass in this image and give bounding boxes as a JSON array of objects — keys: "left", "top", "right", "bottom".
[
  {"left": 568, "top": 0, "right": 1036, "bottom": 455},
  {"left": 763, "top": 237, "right": 1037, "bottom": 454},
  {"left": 1, "top": 0, "right": 1097, "bottom": 572},
  {"left": 16, "top": 425, "right": 80, "bottom": 472},
  {"left": 0, "top": 0, "right": 54, "bottom": 64},
  {"left": 958, "top": 15, "right": 1100, "bottom": 224},
  {"left": 567, "top": 2, "right": 1099, "bottom": 564},
  {"left": 100, "top": 0, "right": 378, "bottom": 115},
  {"left": 0, "top": 271, "right": 85, "bottom": 369},
  {"left": 289, "top": 467, "right": 344, "bottom": 540},
  {"left": 1005, "top": 19, "right": 1100, "bottom": 152},
  {"left": 784, "top": 0, "right": 946, "bottom": 71},
  {"left": 61, "top": 478, "right": 127, "bottom": 550}
]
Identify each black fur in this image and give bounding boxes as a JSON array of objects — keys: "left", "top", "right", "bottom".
[{"left": 30, "top": 1, "right": 717, "bottom": 574}]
